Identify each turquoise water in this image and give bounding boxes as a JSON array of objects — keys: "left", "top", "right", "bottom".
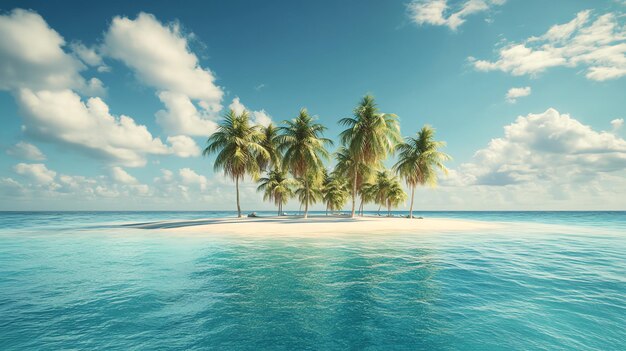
[{"left": 0, "top": 212, "right": 624, "bottom": 350}]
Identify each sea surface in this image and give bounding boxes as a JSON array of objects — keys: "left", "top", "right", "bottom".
[{"left": 0, "top": 211, "right": 624, "bottom": 350}]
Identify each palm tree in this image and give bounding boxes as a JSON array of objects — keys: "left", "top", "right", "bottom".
[
  {"left": 367, "top": 170, "right": 393, "bottom": 216},
  {"left": 258, "top": 123, "right": 282, "bottom": 172},
  {"left": 295, "top": 172, "right": 323, "bottom": 215},
  {"left": 394, "top": 125, "right": 451, "bottom": 219},
  {"left": 360, "top": 182, "right": 378, "bottom": 215},
  {"left": 322, "top": 171, "right": 349, "bottom": 215},
  {"left": 204, "top": 109, "right": 268, "bottom": 218},
  {"left": 257, "top": 169, "right": 295, "bottom": 216},
  {"left": 385, "top": 177, "right": 407, "bottom": 217},
  {"left": 339, "top": 95, "right": 401, "bottom": 217},
  {"left": 333, "top": 146, "right": 377, "bottom": 216},
  {"left": 279, "top": 108, "right": 332, "bottom": 218}
]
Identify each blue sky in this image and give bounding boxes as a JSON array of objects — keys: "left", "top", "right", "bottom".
[{"left": 1, "top": 0, "right": 625, "bottom": 210}]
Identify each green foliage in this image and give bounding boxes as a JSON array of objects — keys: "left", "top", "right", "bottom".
[
  {"left": 338, "top": 95, "right": 401, "bottom": 217},
  {"left": 338, "top": 95, "right": 401, "bottom": 165},
  {"left": 257, "top": 123, "right": 282, "bottom": 171},
  {"left": 278, "top": 108, "right": 332, "bottom": 217},
  {"left": 393, "top": 125, "right": 450, "bottom": 217},
  {"left": 204, "top": 97, "right": 450, "bottom": 219},
  {"left": 204, "top": 109, "right": 268, "bottom": 181},
  {"left": 361, "top": 170, "right": 406, "bottom": 215},
  {"left": 295, "top": 171, "right": 323, "bottom": 210},
  {"left": 393, "top": 125, "right": 451, "bottom": 188},
  {"left": 204, "top": 109, "right": 269, "bottom": 217},
  {"left": 257, "top": 169, "right": 296, "bottom": 215},
  {"left": 322, "top": 170, "right": 350, "bottom": 213}
]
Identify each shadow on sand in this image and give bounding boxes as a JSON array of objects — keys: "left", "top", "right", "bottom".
[{"left": 119, "top": 215, "right": 358, "bottom": 230}]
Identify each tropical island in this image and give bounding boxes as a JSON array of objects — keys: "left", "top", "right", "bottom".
[
  {"left": 130, "top": 94, "right": 463, "bottom": 234},
  {"left": 204, "top": 95, "right": 449, "bottom": 220}
]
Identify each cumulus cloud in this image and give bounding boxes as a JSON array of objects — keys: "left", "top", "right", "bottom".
[
  {"left": 470, "top": 10, "right": 626, "bottom": 80},
  {"left": 167, "top": 135, "right": 201, "bottom": 157},
  {"left": 17, "top": 89, "right": 172, "bottom": 167},
  {"left": 228, "top": 97, "right": 273, "bottom": 127},
  {"left": 611, "top": 118, "right": 624, "bottom": 132},
  {"left": 6, "top": 142, "right": 46, "bottom": 161},
  {"left": 70, "top": 41, "right": 109, "bottom": 73},
  {"left": 110, "top": 166, "right": 139, "bottom": 184},
  {"left": 103, "top": 13, "right": 223, "bottom": 108},
  {"left": 103, "top": 12, "right": 224, "bottom": 135},
  {"left": 14, "top": 163, "right": 57, "bottom": 184},
  {"left": 179, "top": 168, "right": 209, "bottom": 191},
  {"left": 448, "top": 108, "right": 626, "bottom": 188},
  {"left": 408, "top": 0, "right": 505, "bottom": 30},
  {"left": 505, "top": 86, "right": 531, "bottom": 103},
  {"left": 0, "top": 9, "right": 203, "bottom": 166},
  {"left": 155, "top": 91, "right": 217, "bottom": 136},
  {"left": 7, "top": 163, "right": 152, "bottom": 202},
  {"left": 0, "top": 9, "right": 104, "bottom": 95}
]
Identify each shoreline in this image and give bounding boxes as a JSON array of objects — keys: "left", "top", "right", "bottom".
[{"left": 122, "top": 215, "right": 501, "bottom": 236}]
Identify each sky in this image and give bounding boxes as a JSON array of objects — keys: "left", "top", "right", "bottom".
[{"left": 0, "top": 0, "right": 625, "bottom": 211}]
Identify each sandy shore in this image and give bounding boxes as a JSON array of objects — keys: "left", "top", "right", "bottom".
[{"left": 123, "top": 215, "right": 500, "bottom": 236}]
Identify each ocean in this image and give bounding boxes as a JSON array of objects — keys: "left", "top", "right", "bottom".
[{"left": 0, "top": 211, "right": 624, "bottom": 350}]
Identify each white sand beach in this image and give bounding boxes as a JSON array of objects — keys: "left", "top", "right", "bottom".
[{"left": 124, "top": 215, "right": 500, "bottom": 236}]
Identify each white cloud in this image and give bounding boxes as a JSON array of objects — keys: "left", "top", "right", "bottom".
[
  {"left": 426, "top": 108, "right": 626, "bottom": 209},
  {"left": 448, "top": 108, "right": 626, "bottom": 188},
  {"left": 103, "top": 12, "right": 224, "bottom": 136},
  {"left": 470, "top": 10, "right": 626, "bottom": 80},
  {"left": 11, "top": 163, "right": 151, "bottom": 200},
  {"left": 155, "top": 91, "right": 217, "bottom": 136},
  {"left": 103, "top": 12, "right": 223, "bottom": 106},
  {"left": 612, "top": 118, "right": 624, "bottom": 132},
  {"left": 6, "top": 142, "right": 46, "bottom": 161},
  {"left": 408, "top": 0, "right": 505, "bottom": 30},
  {"left": 0, "top": 9, "right": 103, "bottom": 95},
  {"left": 17, "top": 89, "right": 171, "bottom": 167},
  {"left": 71, "top": 42, "right": 101, "bottom": 65},
  {"left": 111, "top": 166, "right": 139, "bottom": 185},
  {"left": 179, "top": 168, "right": 209, "bottom": 191},
  {"left": 228, "top": 97, "right": 273, "bottom": 127},
  {"left": 14, "top": 163, "right": 56, "bottom": 184},
  {"left": 167, "top": 135, "right": 201, "bottom": 157},
  {"left": 505, "top": 86, "right": 531, "bottom": 103}
]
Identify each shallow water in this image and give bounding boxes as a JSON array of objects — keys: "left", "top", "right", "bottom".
[{"left": 1, "top": 211, "right": 625, "bottom": 350}]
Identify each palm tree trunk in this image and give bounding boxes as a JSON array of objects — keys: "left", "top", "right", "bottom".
[
  {"left": 377, "top": 204, "right": 381, "bottom": 216},
  {"left": 387, "top": 200, "right": 391, "bottom": 217},
  {"left": 359, "top": 199, "right": 364, "bottom": 216},
  {"left": 303, "top": 179, "right": 309, "bottom": 219},
  {"left": 277, "top": 195, "right": 281, "bottom": 216},
  {"left": 409, "top": 185, "right": 415, "bottom": 219},
  {"left": 236, "top": 175, "right": 241, "bottom": 218},
  {"left": 351, "top": 169, "right": 357, "bottom": 218}
]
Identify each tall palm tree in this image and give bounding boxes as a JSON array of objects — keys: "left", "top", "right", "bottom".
[
  {"left": 339, "top": 95, "right": 401, "bottom": 217},
  {"left": 394, "top": 125, "right": 451, "bottom": 219},
  {"left": 279, "top": 108, "right": 332, "bottom": 218},
  {"left": 258, "top": 123, "right": 282, "bottom": 172},
  {"left": 257, "top": 169, "right": 295, "bottom": 216},
  {"left": 204, "top": 109, "right": 268, "bottom": 218},
  {"left": 322, "top": 171, "right": 349, "bottom": 215}
]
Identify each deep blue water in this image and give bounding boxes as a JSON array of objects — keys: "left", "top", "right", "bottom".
[{"left": 0, "top": 211, "right": 624, "bottom": 350}]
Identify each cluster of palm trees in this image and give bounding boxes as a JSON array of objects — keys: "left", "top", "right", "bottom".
[{"left": 204, "top": 95, "right": 450, "bottom": 218}]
